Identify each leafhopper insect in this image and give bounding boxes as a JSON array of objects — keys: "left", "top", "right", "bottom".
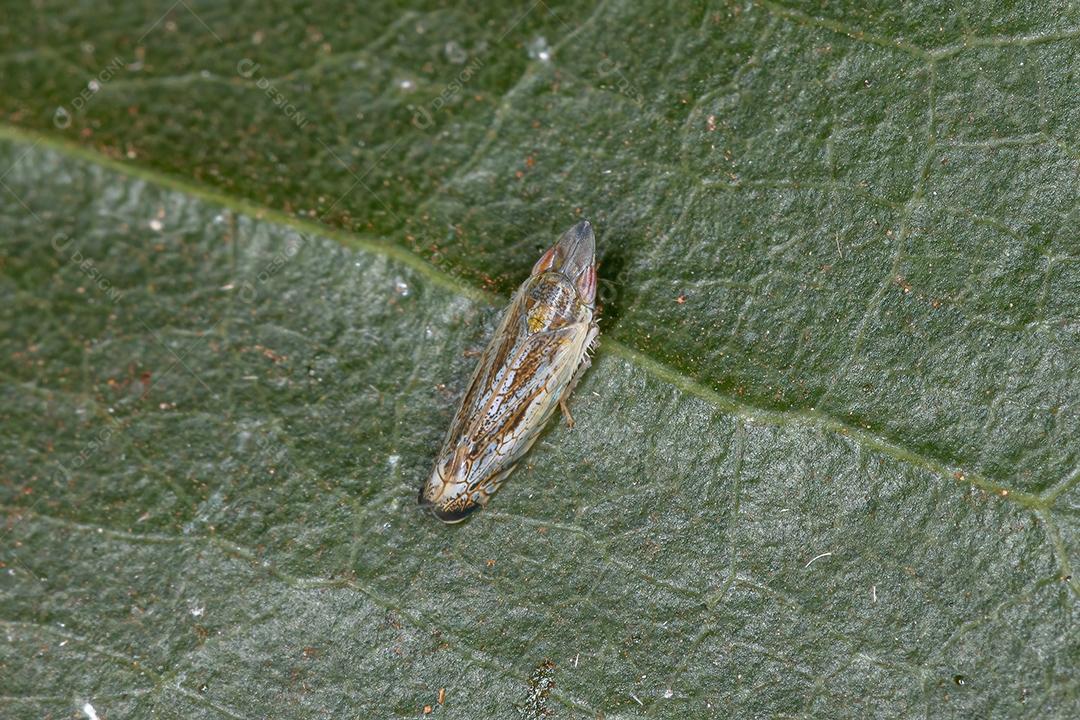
[{"left": 420, "top": 221, "right": 599, "bottom": 522}]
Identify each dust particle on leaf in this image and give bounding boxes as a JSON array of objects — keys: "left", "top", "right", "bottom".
[{"left": 517, "top": 660, "right": 556, "bottom": 719}]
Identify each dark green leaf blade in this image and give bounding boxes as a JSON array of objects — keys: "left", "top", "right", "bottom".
[{"left": 1, "top": 0, "right": 1078, "bottom": 717}]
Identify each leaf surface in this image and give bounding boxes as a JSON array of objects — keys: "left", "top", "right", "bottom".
[{"left": 1, "top": 1, "right": 1077, "bottom": 718}]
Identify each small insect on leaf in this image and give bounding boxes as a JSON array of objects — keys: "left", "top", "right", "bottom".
[{"left": 419, "top": 221, "right": 600, "bottom": 523}]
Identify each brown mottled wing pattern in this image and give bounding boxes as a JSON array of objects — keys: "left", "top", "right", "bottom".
[
  {"left": 461, "top": 322, "right": 586, "bottom": 490},
  {"left": 439, "top": 286, "right": 530, "bottom": 454},
  {"left": 435, "top": 277, "right": 593, "bottom": 493}
]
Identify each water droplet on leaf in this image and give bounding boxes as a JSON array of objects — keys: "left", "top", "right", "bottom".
[
  {"left": 53, "top": 106, "right": 71, "bottom": 129},
  {"left": 527, "top": 37, "right": 551, "bottom": 62},
  {"left": 444, "top": 41, "right": 467, "bottom": 64}
]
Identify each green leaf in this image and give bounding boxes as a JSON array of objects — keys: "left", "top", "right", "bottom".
[{"left": 1, "top": 2, "right": 1077, "bottom": 718}]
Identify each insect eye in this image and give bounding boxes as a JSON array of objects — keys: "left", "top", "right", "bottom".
[
  {"left": 531, "top": 245, "right": 559, "bottom": 275},
  {"left": 576, "top": 265, "right": 597, "bottom": 304}
]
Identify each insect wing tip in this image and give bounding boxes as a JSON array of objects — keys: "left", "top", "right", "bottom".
[{"left": 432, "top": 502, "right": 478, "bottom": 524}]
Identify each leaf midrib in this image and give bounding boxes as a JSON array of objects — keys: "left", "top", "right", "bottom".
[{"left": 2, "top": 122, "right": 1075, "bottom": 599}]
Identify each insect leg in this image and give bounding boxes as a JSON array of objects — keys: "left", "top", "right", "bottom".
[
  {"left": 559, "top": 397, "right": 576, "bottom": 429},
  {"left": 558, "top": 322, "right": 600, "bottom": 428}
]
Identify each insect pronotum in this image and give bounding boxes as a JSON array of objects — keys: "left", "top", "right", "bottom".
[{"left": 420, "top": 221, "right": 599, "bottom": 522}]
